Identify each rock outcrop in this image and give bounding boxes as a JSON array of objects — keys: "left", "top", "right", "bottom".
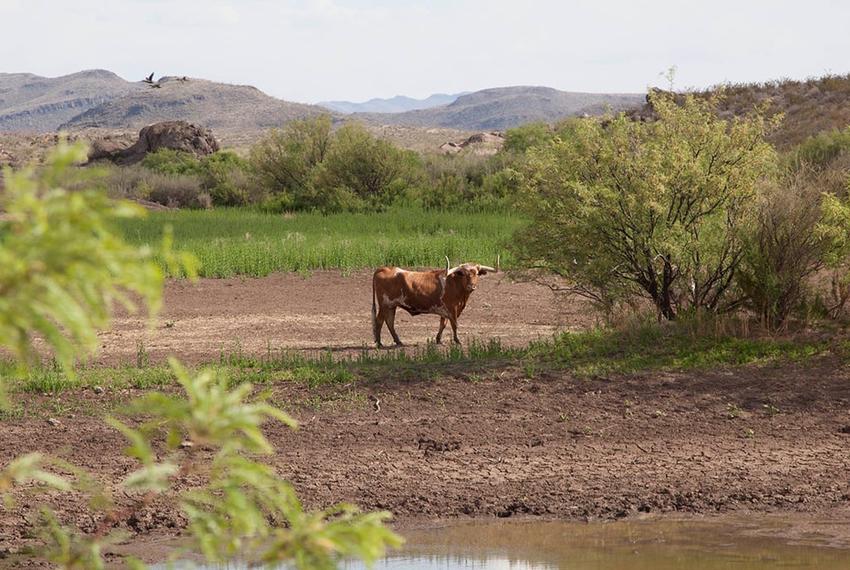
[
  {"left": 89, "top": 120, "right": 219, "bottom": 164},
  {"left": 439, "top": 131, "right": 505, "bottom": 156}
]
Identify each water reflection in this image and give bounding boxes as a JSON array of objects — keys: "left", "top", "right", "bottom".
[
  {"left": 342, "top": 555, "right": 554, "bottom": 570},
  {"left": 152, "top": 518, "right": 850, "bottom": 569}
]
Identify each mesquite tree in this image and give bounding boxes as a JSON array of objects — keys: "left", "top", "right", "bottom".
[{"left": 514, "top": 92, "right": 777, "bottom": 319}]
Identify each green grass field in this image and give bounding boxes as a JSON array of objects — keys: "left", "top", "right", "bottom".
[{"left": 117, "top": 207, "right": 526, "bottom": 277}]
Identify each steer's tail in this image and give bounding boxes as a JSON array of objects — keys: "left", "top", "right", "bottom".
[{"left": 371, "top": 275, "right": 380, "bottom": 345}]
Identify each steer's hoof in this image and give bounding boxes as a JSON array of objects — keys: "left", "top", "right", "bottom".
[{"left": 394, "top": 342, "right": 405, "bottom": 348}]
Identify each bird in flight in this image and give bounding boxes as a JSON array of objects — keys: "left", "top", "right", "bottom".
[{"left": 143, "top": 72, "right": 155, "bottom": 84}]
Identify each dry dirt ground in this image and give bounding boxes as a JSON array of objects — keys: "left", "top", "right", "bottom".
[
  {"left": 3, "top": 273, "right": 850, "bottom": 565},
  {"left": 2, "top": 357, "right": 850, "bottom": 565},
  {"left": 97, "top": 271, "right": 594, "bottom": 364}
]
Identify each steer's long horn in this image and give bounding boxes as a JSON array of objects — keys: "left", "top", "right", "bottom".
[
  {"left": 446, "top": 256, "right": 462, "bottom": 275},
  {"left": 476, "top": 255, "right": 499, "bottom": 274},
  {"left": 496, "top": 254, "right": 500, "bottom": 272}
]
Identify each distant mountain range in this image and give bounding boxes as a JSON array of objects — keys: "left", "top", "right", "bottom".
[
  {"left": 4, "top": 69, "right": 850, "bottom": 159},
  {"left": 60, "top": 76, "right": 326, "bottom": 132},
  {"left": 0, "top": 71, "right": 644, "bottom": 135},
  {"left": 357, "top": 86, "right": 645, "bottom": 131},
  {"left": 0, "top": 70, "right": 649, "bottom": 137},
  {"left": 0, "top": 70, "right": 327, "bottom": 134},
  {"left": 318, "top": 93, "right": 466, "bottom": 114},
  {"left": 0, "top": 69, "right": 143, "bottom": 132}
]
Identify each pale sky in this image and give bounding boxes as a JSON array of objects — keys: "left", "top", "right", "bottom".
[{"left": 1, "top": 0, "right": 848, "bottom": 104}]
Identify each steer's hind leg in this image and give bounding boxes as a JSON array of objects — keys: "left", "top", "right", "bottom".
[
  {"left": 385, "top": 307, "right": 404, "bottom": 346},
  {"left": 435, "top": 317, "right": 447, "bottom": 344},
  {"left": 374, "top": 307, "right": 386, "bottom": 347}
]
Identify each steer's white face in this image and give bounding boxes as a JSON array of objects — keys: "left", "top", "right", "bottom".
[{"left": 452, "top": 264, "right": 482, "bottom": 293}]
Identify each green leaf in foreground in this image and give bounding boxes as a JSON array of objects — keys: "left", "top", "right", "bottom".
[{"left": 0, "top": 141, "right": 196, "bottom": 401}]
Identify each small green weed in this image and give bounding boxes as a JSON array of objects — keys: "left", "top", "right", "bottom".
[
  {"left": 727, "top": 403, "right": 742, "bottom": 419},
  {"left": 136, "top": 341, "right": 150, "bottom": 368},
  {"left": 1, "top": 323, "right": 830, "bottom": 396}
]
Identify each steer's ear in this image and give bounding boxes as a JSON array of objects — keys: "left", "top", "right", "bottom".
[{"left": 476, "top": 265, "right": 488, "bottom": 276}]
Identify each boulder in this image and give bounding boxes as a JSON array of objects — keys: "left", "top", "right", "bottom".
[
  {"left": 439, "top": 141, "right": 463, "bottom": 154},
  {"left": 440, "top": 131, "right": 505, "bottom": 156},
  {"left": 464, "top": 132, "right": 504, "bottom": 145},
  {"left": 89, "top": 120, "right": 219, "bottom": 165}
]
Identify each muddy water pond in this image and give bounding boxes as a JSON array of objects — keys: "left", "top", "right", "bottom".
[{"left": 155, "top": 517, "right": 850, "bottom": 569}]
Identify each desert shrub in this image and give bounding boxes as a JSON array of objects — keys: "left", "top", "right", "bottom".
[
  {"left": 199, "top": 151, "right": 259, "bottom": 206},
  {"left": 143, "top": 172, "right": 211, "bottom": 209},
  {"left": 504, "top": 122, "right": 553, "bottom": 153},
  {"left": 810, "top": 153, "right": 850, "bottom": 195},
  {"left": 257, "top": 192, "right": 295, "bottom": 214},
  {"left": 417, "top": 152, "right": 518, "bottom": 210},
  {"left": 423, "top": 153, "right": 484, "bottom": 184},
  {"left": 248, "top": 116, "right": 522, "bottom": 213},
  {"left": 512, "top": 92, "right": 777, "bottom": 319},
  {"left": 485, "top": 118, "right": 578, "bottom": 155},
  {"left": 421, "top": 172, "right": 466, "bottom": 210},
  {"left": 203, "top": 165, "right": 252, "bottom": 206},
  {"left": 552, "top": 117, "right": 583, "bottom": 141},
  {"left": 104, "top": 164, "right": 210, "bottom": 208},
  {"left": 250, "top": 115, "right": 333, "bottom": 201},
  {"left": 788, "top": 127, "right": 850, "bottom": 172},
  {"left": 737, "top": 169, "right": 850, "bottom": 328},
  {"left": 249, "top": 116, "right": 416, "bottom": 212},
  {"left": 134, "top": 149, "right": 258, "bottom": 207},
  {"left": 314, "top": 123, "right": 418, "bottom": 210},
  {"left": 141, "top": 148, "right": 203, "bottom": 176},
  {"left": 102, "top": 164, "right": 151, "bottom": 199},
  {"left": 474, "top": 168, "right": 521, "bottom": 207}
]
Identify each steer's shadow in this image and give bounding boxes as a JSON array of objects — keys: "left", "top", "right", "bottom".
[{"left": 290, "top": 342, "right": 437, "bottom": 354}]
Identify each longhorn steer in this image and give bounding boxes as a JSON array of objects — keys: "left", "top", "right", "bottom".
[{"left": 372, "top": 257, "right": 498, "bottom": 347}]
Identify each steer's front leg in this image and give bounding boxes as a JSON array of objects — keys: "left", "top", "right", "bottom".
[
  {"left": 436, "top": 317, "right": 447, "bottom": 344},
  {"left": 449, "top": 316, "right": 460, "bottom": 344}
]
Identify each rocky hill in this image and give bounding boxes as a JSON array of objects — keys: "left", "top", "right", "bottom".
[
  {"left": 1, "top": 71, "right": 642, "bottom": 141},
  {"left": 713, "top": 75, "right": 850, "bottom": 148},
  {"left": 0, "top": 69, "right": 142, "bottom": 132},
  {"left": 60, "top": 76, "right": 329, "bottom": 134},
  {"left": 629, "top": 75, "right": 850, "bottom": 149},
  {"left": 319, "top": 93, "right": 464, "bottom": 114},
  {"left": 357, "top": 86, "right": 644, "bottom": 130}
]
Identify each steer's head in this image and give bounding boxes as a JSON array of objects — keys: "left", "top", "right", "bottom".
[{"left": 445, "top": 256, "right": 499, "bottom": 293}]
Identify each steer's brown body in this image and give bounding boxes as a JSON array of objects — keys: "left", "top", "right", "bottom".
[{"left": 372, "top": 259, "right": 496, "bottom": 347}]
